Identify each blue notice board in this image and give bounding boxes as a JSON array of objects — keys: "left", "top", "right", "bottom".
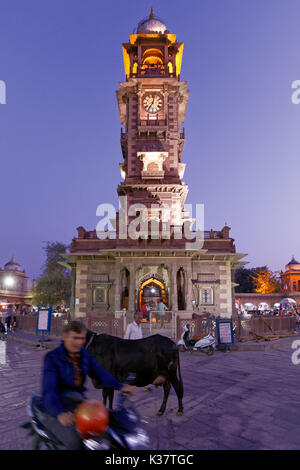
[
  {"left": 216, "top": 318, "right": 234, "bottom": 345},
  {"left": 36, "top": 306, "right": 52, "bottom": 334}
]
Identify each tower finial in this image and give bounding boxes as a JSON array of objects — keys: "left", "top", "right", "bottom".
[{"left": 150, "top": 8, "right": 155, "bottom": 19}]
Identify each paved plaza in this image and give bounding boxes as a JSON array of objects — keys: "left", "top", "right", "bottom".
[{"left": 0, "top": 338, "right": 300, "bottom": 450}]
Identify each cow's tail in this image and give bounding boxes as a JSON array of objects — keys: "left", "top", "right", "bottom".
[{"left": 177, "top": 350, "right": 183, "bottom": 384}]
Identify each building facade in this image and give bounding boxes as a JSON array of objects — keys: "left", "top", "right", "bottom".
[
  {"left": 280, "top": 257, "right": 300, "bottom": 294},
  {"left": 63, "top": 11, "right": 247, "bottom": 319},
  {"left": 0, "top": 256, "right": 35, "bottom": 307}
]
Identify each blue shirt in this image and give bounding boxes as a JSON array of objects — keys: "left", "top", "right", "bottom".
[
  {"left": 41, "top": 342, "right": 122, "bottom": 418},
  {"left": 157, "top": 302, "right": 167, "bottom": 313}
]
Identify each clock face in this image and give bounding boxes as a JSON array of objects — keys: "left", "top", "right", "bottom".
[{"left": 143, "top": 93, "right": 163, "bottom": 113}]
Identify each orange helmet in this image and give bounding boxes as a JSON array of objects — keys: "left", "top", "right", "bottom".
[{"left": 75, "top": 400, "right": 109, "bottom": 439}]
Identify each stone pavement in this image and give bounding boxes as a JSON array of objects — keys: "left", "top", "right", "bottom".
[{"left": 0, "top": 338, "right": 300, "bottom": 450}]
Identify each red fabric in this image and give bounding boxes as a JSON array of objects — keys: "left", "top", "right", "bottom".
[
  {"left": 140, "top": 305, "right": 147, "bottom": 315},
  {"left": 68, "top": 352, "right": 83, "bottom": 387}
]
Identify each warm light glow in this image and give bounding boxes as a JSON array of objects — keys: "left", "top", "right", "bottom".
[
  {"left": 122, "top": 45, "right": 131, "bottom": 79},
  {"left": 253, "top": 269, "right": 280, "bottom": 294},
  {"left": 175, "top": 43, "right": 184, "bottom": 77}
]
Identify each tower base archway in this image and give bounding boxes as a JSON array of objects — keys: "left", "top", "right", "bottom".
[{"left": 138, "top": 277, "right": 168, "bottom": 311}]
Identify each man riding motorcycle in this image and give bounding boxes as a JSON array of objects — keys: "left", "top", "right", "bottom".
[{"left": 37, "top": 320, "right": 134, "bottom": 450}]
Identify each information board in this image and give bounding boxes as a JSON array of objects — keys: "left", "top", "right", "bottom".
[
  {"left": 36, "top": 306, "right": 52, "bottom": 333},
  {"left": 216, "top": 319, "right": 234, "bottom": 345}
]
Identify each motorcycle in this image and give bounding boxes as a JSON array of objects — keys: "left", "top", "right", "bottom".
[
  {"left": 22, "top": 374, "right": 150, "bottom": 450},
  {"left": 177, "top": 323, "right": 216, "bottom": 355}
]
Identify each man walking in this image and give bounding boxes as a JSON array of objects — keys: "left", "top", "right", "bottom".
[
  {"left": 6, "top": 304, "right": 14, "bottom": 331},
  {"left": 124, "top": 312, "right": 143, "bottom": 340},
  {"left": 124, "top": 313, "right": 152, "bottom": 391}
]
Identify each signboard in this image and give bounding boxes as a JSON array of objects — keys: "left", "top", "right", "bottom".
[
  {"left": 36, "top": 306, "right": 52, "bottom": 333},
  {"left": 216, "top": 318, "right": 234, "bottom": 345}
]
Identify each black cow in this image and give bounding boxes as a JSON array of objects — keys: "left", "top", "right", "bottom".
[{"left": 85, "top": 330, "right": 184, "bottom": 416}]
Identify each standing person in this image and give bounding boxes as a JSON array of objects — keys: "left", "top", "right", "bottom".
[
  {"left": 11, "top": 316, "right": 17, "bottom": 331},
  {"left": 1, "top": 310, "right": 7, "bottom": 332},
  {"left": 140, "top": 303, "right": 148, "bottom": 321},
  {"left": 6, "top": 304, "right": 13, "bottom": 331},
  {"left": 0, "top": 318, "right": 6, "bottom": 339},
  {"left": 37, "top": 321, "right": 134, "bottom": 450},
  {"left": 156, "top": 299, "right": 167, "bottom": 328},
  {"left": 146, "top": 302, "right": 151, "bottom": 319},
  {"left": 124, "top": 313, "right": 143, "bottom": 340},
  {"left": 124, "top": 313, "right": 151, "bottom": 391}
]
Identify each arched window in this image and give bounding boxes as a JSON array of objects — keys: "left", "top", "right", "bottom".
[
  {"left": 132, "top": 62, "right": 138, "bottom": 74},
  {"left": 168, "top": 61, "right": 173, "bottom": 74},
  {"left": 142, "top": 49, "right": 164, "bottom": 70}
]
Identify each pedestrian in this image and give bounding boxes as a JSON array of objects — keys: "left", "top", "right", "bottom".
[
  {"left": 0, "top": 318, "right": 6, "bottom": 340},
  {"left": 11, "top": 316, "right": 17, "bottom": 331},
  {"left": 6, "top": 304, "right": 13, "bottom": 331},
  {"left": 124, "top": 312, "right": 143, "bottom": 340},
  {"left": 156, "top": 299, "right": 168, "bottom": 328},
  {"left": 123, "top": 313, "right": 152, "bottom": 392},
  {"left": 140, "top": 303, "right": 148, "bottom": 321}
]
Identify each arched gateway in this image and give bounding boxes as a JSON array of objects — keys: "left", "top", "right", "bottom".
[{"left": 138, "top": 274, "right": 168, "bottom": 311}]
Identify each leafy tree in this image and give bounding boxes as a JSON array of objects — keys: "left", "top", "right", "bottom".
[
  {"left": 234, "top": 267, "right": 255, "bottom": 293},
  {"left": 252, "top": 267, "right": 281, "bottom": 294},
  {"left": 33, "top": 242, "right": 71, "bottom": 306}
]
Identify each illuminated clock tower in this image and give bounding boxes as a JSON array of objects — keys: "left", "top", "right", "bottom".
[
  {"left": 116, "top": 8, "right": 191, "bottom": 233},
  {"left": 67, "top": 10, "right": 246, "bottom": 321}
]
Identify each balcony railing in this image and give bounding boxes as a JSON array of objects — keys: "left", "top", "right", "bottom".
[
  {"left": 141, "top": 170, "right": 165, "bottom": 179},
  {"left": 139, "top": 118, "right": 167, "bottom": 127}
]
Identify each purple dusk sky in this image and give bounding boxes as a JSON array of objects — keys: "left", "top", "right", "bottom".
[{"left": 0, "top": 0, "right": 299, "bottom": 280}]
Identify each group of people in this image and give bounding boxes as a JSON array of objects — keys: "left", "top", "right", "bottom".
[
  {"left": 240, "top": 308, "right": 300, "bottom": 317},
  {"left": 0, "top": 304, "right": 17, "bottom": 336},
  {"left": 124, "top": 298, "right": 168, "bottom": 340},
  {"left": 138, "top": 299, "right": 168, "bottom": 328}
]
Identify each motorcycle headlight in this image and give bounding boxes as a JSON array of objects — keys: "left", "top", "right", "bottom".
[
  {"left": 125, "top": 429, "right": 149, "bottom": 449},
  {"left": 83, "top": 438, "right": 110, "bottom": 450}
]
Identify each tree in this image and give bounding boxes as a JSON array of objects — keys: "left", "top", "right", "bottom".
[
  {"left": 234, "top": 268, "right": 255, "bottom": 293},
  {"left": 252, "top": 267, "right": 281, "bottom": 294},
  {"left": 33, "top": 242, "right": 71, "bottom": 306}
]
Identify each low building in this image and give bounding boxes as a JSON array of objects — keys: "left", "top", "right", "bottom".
[
  {"left": 235, "top": 256, "right": 300, "bottom": 311},
  {"left": 0, "top": 256, "right": 36, "bottom": 309},
  {"left": 280, "top": 257, "right": 300, "bottom": 294}
]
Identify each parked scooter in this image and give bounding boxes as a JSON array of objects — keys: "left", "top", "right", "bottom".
[
  {"left": 177, "top": 324, "right": 216, "bottom": 355},
  {"left": 22, "top": 374, "right": 149, "bottom": 450}
]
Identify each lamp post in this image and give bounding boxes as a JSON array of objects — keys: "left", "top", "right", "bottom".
[
  {"left": 4, "top": 277, "right": 14, "bottom": 307},
  {"left": 4, "top": 277, "right": 14, "bottom": 289}
]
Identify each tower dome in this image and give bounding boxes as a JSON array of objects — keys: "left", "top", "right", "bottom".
[
  {"left": 137, "top": 9, "right": 168, "bottom": 34},
  {"left": 285, "top": 256, "right": 300, "bottom": 271},
  {"left": 4, "top": 255, "right": 21, "bottom": 272}
]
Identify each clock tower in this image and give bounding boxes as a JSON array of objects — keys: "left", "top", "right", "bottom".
[
  {"left": 116, "top": 9, "right": 191, "bottom": 235},
  {"left": 66, "top": 10, "right": 247, "bottom": 322}
]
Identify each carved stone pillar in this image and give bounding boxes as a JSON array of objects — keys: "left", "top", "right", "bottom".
[
  {"left": 186, "top": 262, "right": 193, "bottom": 311},
  {"left": 171, "top": 265, "right": 178, "bottom": 312},
  {"left": 114, "top": 260, "right": 121, "bottom": 312},
  {"left": 128, "top": 265, "right": 136, "bottom": 314}
]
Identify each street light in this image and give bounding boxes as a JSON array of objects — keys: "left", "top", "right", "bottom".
[{"left": 4, "top": 277, "right": 14, "bottom": 288}]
